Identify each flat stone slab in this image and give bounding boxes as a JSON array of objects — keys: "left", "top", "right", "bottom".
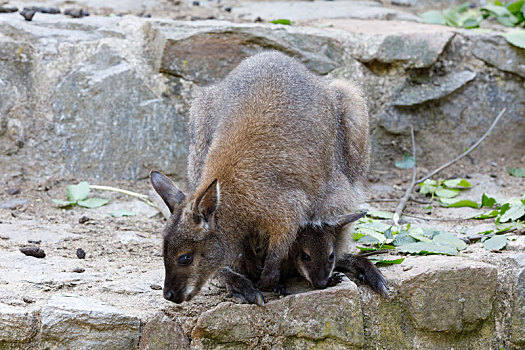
[
  {"left": 0, "top": 303, "right": 39, "bottom": 344},
  {"left": 41, "top": 294, "right": 141, "bottom": 350},
  {"left": 231, "top": 0, "right": 421, "bottom": 22},
  {"left": 192, "top": 279, "right": 364, "bottom": 349}
]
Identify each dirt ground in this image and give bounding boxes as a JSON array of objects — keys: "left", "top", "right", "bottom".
[{"left": 1, "top": 161, "right": 524, "bottom": 329}]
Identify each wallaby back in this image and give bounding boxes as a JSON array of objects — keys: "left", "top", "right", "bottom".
[{"left": 151, "top": 51, "right": 372, "bottom": 303}]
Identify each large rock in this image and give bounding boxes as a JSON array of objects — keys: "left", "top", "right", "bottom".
[
  {"left": 192, "top": 280, "right": 364, "bottom": 349},
  {"left": 40, "top": 294, "right": 140, "bottom": 350},
  {"left": 511, "top": 253, "right": 525, "bottom": 345},
  {"left": 0, "top": 303, "right": 39, "bottom": 345},
  {"left": 359, "top": 256, "right": 499, "bottom": 349},
  {"left": 139, "top": 312, "right": 190, "bottom": 350},
  {"left": 0, "top": 14, "right": 523, "bottom": 181}
]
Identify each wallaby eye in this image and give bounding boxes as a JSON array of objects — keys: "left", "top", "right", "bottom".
[
  {"left": 329, "top": 252, "right": 335, "bottom": 261},
  {"left": 301, "top": 252, "right": 311, "bottom": 262},
  {"left": 178, "top": 254, "right": 193, "bottom": 266}
]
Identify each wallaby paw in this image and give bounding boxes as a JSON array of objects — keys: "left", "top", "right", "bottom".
[
  {"left": 227, "top": 283, "right": 266, "bottom": 306},
  {"left": 258, "top": 270, "right": 280, "bottom": 292},
  {"left": 363, "top": 263, "right": 390, "bottom": 299},
  {"left": 327, "top": 272, "right": 345, "bottom": 287},
  {"left": 275, "top": 284, "right": 287, "bottom": 297}
]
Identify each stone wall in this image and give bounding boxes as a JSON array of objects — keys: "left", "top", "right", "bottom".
[{"left": 0, "top": 13, "right": 523, "bottom": 181}]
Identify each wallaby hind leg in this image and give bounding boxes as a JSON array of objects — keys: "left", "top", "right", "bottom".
[
  {"left": 215, "top": 267, "right": 266, "bottom": 306},
  {"left": 336, "top": 253, "right": 389, "bottom": 299}
]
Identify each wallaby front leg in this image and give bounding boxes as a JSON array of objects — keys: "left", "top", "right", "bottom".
[
  {"left": 259, "top": 239, "right": 290, "bottom": 292},
  {"left": 215, "top": 267, "right": 266, "bottom": 306},
  {"left": 336, "top": 253, "right": 389, "bottom": 299}
]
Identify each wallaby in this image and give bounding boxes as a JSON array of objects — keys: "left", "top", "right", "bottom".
[
  {"left": 235, "top": 211, "right": 389, "bottom": 299},
  {"left": 151, "top": 51, "right": 373, "bottom": 304}
]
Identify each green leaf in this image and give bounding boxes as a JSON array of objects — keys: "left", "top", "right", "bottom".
[
  {"left": 270, "top": 19, "right": 291, "bottom": 25},
  {"left": 462, "top": 17, "right": 481, "bottom": 28},
  {"left": 482, "top": 4, "right": 512, "bottom": 16},
  {"left": 469, "top": 210, "right": 500, "bottom": 219},
  {"left": 111, "top": 209, "right": 136, "bottom": 217},
  {"left": 395, "top": 154, "right": 415, "bottom": 169},
  {"left": 432, "top": 232, "right": 467, "bottom": 250},
  {"left": 495, "top": 221, "right": 524, "bottom": 233},
  {"left": 455, "top": 2, "right": 471, "bottom": 13},
  {"left": 443, "top": 8, "right": 462, "bottom": 26},
  {"left": 392, "top": 232, "right": 417, "bottom": 246},
  {"left": 77, "top": 198, "right": 109, "bottom": 209},
  {"left": 408, "top": 229, "right": 433, "bottom": 243},
  {"left": 421, "top": 10, "right": 446, "bottom": 25},
  {"left": 67, "top": 182, "right": 90, "bottom": 202},
  {"left": 499, "top": 199, "right": 525, "bottom": 222},
  {"left": 507, "top": 0, "right": 524, "bottom": 15},
  {"left": 384, "top": 227, "right": 394, "bottom": 240},
  {"left": 482, "top": 235, "right": 507, "bottom": 251},
  {"left": 52, "top": 199, "right": 77, "bottom": 207},
  {"left": 398, "top": 242, "right": 458, "bottom": 255},
  {"left": 366, "top": 210, "right": 394, "bottom": 219},
  {"left": 369, "top": 257, "right": 405, "bottom": 266},
  {"left": 507, "top": 167, "right": 525, "bottom": 177},
  {"left": 357, "top": 221, "right": 392, "bottom": 233},
  {"left": 435, "top": 188, "right": 460, "bottom": 198},
  {"left": 497, "top": 14, "right": 519, "bottom": 26},
  {"left": 481, "top": 193, "right": 497, "bottom": 208},
  {"left": 357, "top": 235, "right": 381, "bottom": 245},
  {"left": 356, "top": 245, "right": 378, "bottom": 252},
  {"left": 443, "top": 178, "right": 471, "bottom": 188},
  {"left": 439, "top": 198, "right": 479, "bottom": 208}
]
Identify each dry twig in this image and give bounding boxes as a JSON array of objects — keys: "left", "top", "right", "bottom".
[
  {"left": 392, "top": 108, "right": 506, "bottom": 224},
  {"left": 393, "top": 126, "right": 416, "bottom": 225}
]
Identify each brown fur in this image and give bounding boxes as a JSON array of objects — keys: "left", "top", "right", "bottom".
[{"left": 151, "top": 51, "right": 371, "bottom": 303}]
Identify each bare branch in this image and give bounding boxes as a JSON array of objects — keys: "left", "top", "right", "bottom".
[
  {"left": 393, "top": 126, "right": 416, "bottom": 225},
  {"left": 416, "top": 108, "right": 506, "bottom": 184}
]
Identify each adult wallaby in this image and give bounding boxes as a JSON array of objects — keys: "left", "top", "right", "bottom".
[{"left": 151, "top": 51, "right": 373, "bottom": 304}]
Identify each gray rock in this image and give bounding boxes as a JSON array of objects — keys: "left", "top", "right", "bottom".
[
  {"left": 0, "top": 199, "right": 29, "bottom": 209},
  {"left": 392, "top": 70, "right": 476, "bottom": 106},
  {"left": 52, "top": 44, "right": 188, "bottom": 180},
  {"left": 396, "top": 256, "right": 498, "bottom": 332},
  {"left": 41, "top": 294, "right": 140, "bottom": 350},
  {"left": 0, "top": 303, "right": 38, "bottom": 344},
  {"left": 231, "top": 1, "right": 421, "bottom": 22},
  {"left": 471, "top": 33, "right": 525, "bottom": 78},
  {"left": 139, "top": 312, "right": 190, "bottom": 350},
  {"left": 511, "top": 253, "right": 525, "bottom": 344},
  {"left": 192, "top": 280, "right": 364, "bottom": 349},
  {"left": 159, "top": 21, "right": 344, "bottom": 85}
]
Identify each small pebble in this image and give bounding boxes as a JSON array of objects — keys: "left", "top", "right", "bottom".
[
  {"left": 8, "top": 188, "right": 21, "bottom": 195},
  {"left": 224, "top": 6, "right": 231, "bottom": 12},
  {"left": 73, "top": 267, "right": 85, "bottom": 273},
  {"left": 64, "top": 8, "right": 89, "bottom": 18},
  {"left": 19, "top": 8, "right": 35, "bottom": 21},
  {"left": 0, "top": 6, "right": 18, "bottom": 13},
  {"left": 20, "top": 246, "right": 46, "bottom": 258},
  {"left": 490, "top": 173, "right": 497, "bottom": 178},
  {"left": 23, "top": 297, "right": 34, "bottom": 304},
  {"left": 150, "top": 283, "right": 162, "bottom": 290},
  {"left": 78, "top": 216, "right": 91, "bottom": 224},
  {"left": 402, "top": 266, "right": 413, "bottom": 271},
  {"left": 27, "top": 239, "right": 41, "bottom": 244},
  {"left": 76, "top": 248, "right": 86, "bottom": 259},
  {"left": 192, "top": 0, "right": 200, "bottom": 5}
]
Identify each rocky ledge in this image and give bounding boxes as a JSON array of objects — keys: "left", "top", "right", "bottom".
[{"left": 0, "top": 13, "right": 523, "bottom": 181}]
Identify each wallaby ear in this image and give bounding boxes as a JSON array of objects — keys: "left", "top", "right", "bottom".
[
  {"left": 193, "top": 179, "right": 220, "bottom": 225},
  {"left": 149, "top": 170, "right": 186, "bottom": 213},
  {"left": 334, "top": 211, "right": 367, "bottom": 228}
]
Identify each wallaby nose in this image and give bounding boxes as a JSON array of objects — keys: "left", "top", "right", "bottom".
[
  {"left": 163, "top": 290, "right": 175, "bottom": 301},
  {"left": 313, "top": 279, "right": 328, "bottom": 289}
]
